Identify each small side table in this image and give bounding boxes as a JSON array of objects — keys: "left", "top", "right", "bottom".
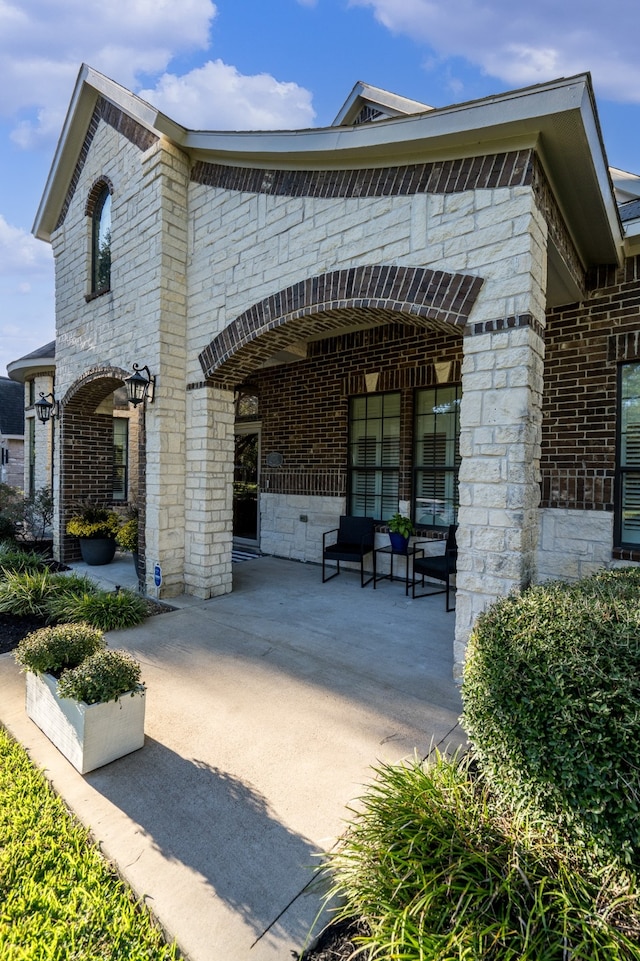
[{"left": 374, "top": 545, "right": 423, "bottom": 596}]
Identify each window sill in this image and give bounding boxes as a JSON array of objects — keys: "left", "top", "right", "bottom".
[{"left": 85, "top": 287, "right": 111, "bottom": 303}]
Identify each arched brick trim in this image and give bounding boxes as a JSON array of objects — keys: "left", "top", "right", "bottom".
[
  {"left": 192, "top": 149, "right": 534, "bottom": 199},
  {"left": 58, "top": 367, "right": 135, "bottom": 564},
  {"left": 199, "top": 265, "right": 483, "bottom": 385},
  {"left": 85, "top": 176, "right": 114, "bottom": 217}
]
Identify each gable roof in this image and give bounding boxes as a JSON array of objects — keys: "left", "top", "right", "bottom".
[
  {"left": 0, "top": 377, "right": 24, "bottom": 437},
  {"left": 332, "top": 81, "right": 433, "bottom": 126},
  {"left": 33, "top": 66, "right": 623, "bottom": 272}
]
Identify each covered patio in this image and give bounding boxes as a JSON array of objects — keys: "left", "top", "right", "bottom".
[{"left": 0, "top": 553, "right": 464, "bottom": 961}]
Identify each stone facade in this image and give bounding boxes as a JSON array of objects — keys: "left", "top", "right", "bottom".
[{"left": 27, "top": 68, "right": 640, "bottom": 675}]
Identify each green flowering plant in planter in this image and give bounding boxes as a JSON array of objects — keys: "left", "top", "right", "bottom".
[
  {"left": 66, "top": 501, "right": 121, "bottom": 540},
  {"left": 57, "top": 648, "right": 145, "bottom": 704},
  {"left": 116, "top": 516, "right": 138, "bottom": 553},
  {"left": 14, "top": 623, "right": 106, "bottom": 675}
]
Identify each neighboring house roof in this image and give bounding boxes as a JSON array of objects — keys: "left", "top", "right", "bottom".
[
  {"left": 7, "top": 340, "right": 55, "bottom": 384},
  {"left": 0, "top": 377, "right": 25, "bottom": 438},
  {"left": 33, "top": 65, "right": 623, "bottom": 278}
]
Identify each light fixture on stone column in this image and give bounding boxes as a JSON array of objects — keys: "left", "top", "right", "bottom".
[
  {"left": 124, "top": 364, "right": 156, "bottom": 407},
  {"left": 35, "top": 392, "right": 57, "bottom": 424}
]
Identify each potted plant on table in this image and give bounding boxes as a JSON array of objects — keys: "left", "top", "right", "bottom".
[
  {"left": 14, "top": 623, "right": 146, "bottom": 774},
  {"left": 387, "top": 512, "right": 415, "bottom": 554},
  {"left": 66, "top": 500, "right": 121, "bottom": 566}
]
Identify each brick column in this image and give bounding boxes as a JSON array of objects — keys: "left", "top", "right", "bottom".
[
  {"left": 454, "top": 321, "right": 545, "bottom": 677},
  {"left": 183, "top": 386, "right": 234, "bottom": 598}
]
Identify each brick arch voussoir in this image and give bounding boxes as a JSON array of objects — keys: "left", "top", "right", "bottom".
[
  {"left": 61, "top": 366, "right": 130, "bottom": 415},
  {"left": 199, "top": 265, "right": 483, "bottom": 380}
]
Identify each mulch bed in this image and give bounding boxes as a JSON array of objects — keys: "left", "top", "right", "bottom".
[
  {"left": 295, "top": 918, "right": 371, "bottom": 960},
  {"left": 0, "top": 614, "right": 49, "bottom": 655},
  {"left": 0, "top": 600, "right": 174, "bottom": 657}
]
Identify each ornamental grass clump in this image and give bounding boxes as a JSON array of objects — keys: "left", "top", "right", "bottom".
[
  {"left": 57, "top": 648, "right": 144, "bottom": 704},
  {"left": 0, "top": 569, "right": 97, "bottom": 618},
  {"left": 47, "top": 587, "right": 147, "bottom": 631},
  {"left": 461, "top": 568, "right": 640, "bottom": 867},
  {"left": 14, "top": 623, "right": 105, "bottom": 675},
  {"left": 0, "top": 540, "right": 48, "bottom": 574},
  {"left": 323, "top": 753, "right": 640, "bottom": 961}
]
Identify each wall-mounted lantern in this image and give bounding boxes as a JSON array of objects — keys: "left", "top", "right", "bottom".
[
  {"left": 124, "top": 364, "right": 156, "bottom": 407},
  {"left": 35, "top": 392, "right": 57, "bottom": 424}
]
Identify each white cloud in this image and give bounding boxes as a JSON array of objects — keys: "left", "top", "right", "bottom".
[
  {"left": 0, "top": 0, "right": 217, "bottom": 144},
  {"left": 0, "top": 216, "right": 53, "bottom": 275},
  {"left": 349, "top": 0, "right": 640, "bottom": 103},
  {"left": 138, "top": 60, "right": 316, "bottom": 130}
]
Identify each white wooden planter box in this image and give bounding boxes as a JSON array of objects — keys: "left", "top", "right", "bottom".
[{"left": 26, "top": 672, "right": 145, "bottom": 774}]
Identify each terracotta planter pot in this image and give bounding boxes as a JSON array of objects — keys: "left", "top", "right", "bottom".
[
  {"left": 26, "top": 672, "right": 145, "bottom": 774},
  {"left": 78, "top": 537, "right": 116, "bottom": 566}
]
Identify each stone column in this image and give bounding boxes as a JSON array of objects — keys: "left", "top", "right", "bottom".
[
  {"left": 184, "top": 385, "right": 234, "bottom": 598},
  {"left": 454, "top": 321, "right": 545, "bottom": 678}
]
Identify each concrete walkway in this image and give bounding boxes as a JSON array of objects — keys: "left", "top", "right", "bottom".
[{"left": 0, "top": 554, "right": 465, "bottom": 961}]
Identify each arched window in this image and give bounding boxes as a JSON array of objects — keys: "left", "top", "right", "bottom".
[{"left": 91, "top": 185, "right": 111, "bottom": 293}]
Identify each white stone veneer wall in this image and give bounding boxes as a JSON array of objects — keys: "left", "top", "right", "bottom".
[{"left": 536, "top": 508, "right": 636, "bottom": 581}]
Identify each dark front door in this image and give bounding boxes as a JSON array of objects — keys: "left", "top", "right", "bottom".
[{"left": 233, "top": 428, "right": 259, "bottom": 545}]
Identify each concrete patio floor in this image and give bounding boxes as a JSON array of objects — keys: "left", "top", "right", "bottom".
[{"left": 0, "top": 553, "right": 466, "bottom": 961}]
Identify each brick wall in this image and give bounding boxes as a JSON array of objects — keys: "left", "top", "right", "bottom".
[
  {"left": 541, "top": 255, "right": 640, "bottom": 517},
  {"left": 246, "top": 322, "right": 463, "bottom": 505}
]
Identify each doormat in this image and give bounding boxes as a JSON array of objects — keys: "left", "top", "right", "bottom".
[{"left": 232, "top": 550, "right": 261, "bottom": 563}]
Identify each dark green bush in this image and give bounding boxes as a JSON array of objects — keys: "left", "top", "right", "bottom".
[
  {"left": 57, "top": 649, "right": 144, "bottom": 704},
  {"left": 461, "top": 569, "right": 640, "bottom": 866},
  {"left": 322, "top": 754, "right": 640, "bottom": 960},
  {"left": 48, "top": 588, "right": 147, "bottom": 631},
  {"left": 14, "top": 623, "right": 105, "bottom": 674}
]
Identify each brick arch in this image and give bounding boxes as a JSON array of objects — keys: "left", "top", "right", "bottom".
[
  {"left": 59, "top": 367, "right": 136, "bottom": 564},
  {"left": 199, "top": 265, "right": 483, "bottom": 387},
  {"left": 84, "top": 176, "right": 114, "bottom": 217}
]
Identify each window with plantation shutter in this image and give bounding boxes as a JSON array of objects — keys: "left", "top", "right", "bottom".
[
  {"left": 348, "top": 394, "right": 400, "bottom": 520},
  {"left": 618, "top": 365, "right": 640, "bottom": 546},
  {"left": 413, "top": 385, "right": 460, "bottom": 530}
]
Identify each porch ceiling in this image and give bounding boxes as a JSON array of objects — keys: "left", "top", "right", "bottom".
[{"left": 203, "top": 307, "right": 462, "bottom": 389}]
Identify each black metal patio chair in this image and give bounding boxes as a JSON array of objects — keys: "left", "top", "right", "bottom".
[
  {"left": 411, "top": 523, "right": 458, "bottom": 611},
  {"left": 322, "top": 516, "right": 375, "bottom": 587}
]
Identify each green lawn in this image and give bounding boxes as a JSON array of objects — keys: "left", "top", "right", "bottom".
[{"left": 0, "top": 725, "right": 180, "bottom": 961}]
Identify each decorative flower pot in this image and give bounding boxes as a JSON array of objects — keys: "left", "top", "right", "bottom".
[
  {"left": 79, "top": 537, "right": 116, "bottom": 566},
  {"left": 389, "top": 532, "right": 409, "bottom": 554},
  {"left": 25, "top": 672, "right": 145, "bottom": 774}
]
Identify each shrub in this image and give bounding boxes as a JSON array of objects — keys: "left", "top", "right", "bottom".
[
  {"left": 16, "top": 485, "right": 54, "bottom": 544},
  {"left": 461, "top": 569, "right": 640, "bottom": 866},
  {"left": 48, "top": 588, "right": 148, "bottom": 631},
  {"left": 0, "top": 569, "right": 57, "bottom": 617},
  {"left": 0, "top": 483, "right": 22, "bottom": 540},
  {"left": 0, "top": 541, "right": 48, "bottom": 574},
  {"left": 0, "top": 569, "right": 97, "bottom": 618},
  {"left": 14, "top": 623, "right": 105, "bottom": 674},
  {"left": 57, "top": 649, "right": 144, "bottom": 704},
  {"left": 322, "top": 754, "right": 640, "bottom": 961}
]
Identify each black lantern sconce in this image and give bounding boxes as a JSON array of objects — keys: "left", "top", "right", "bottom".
[
  {"left": 34, "top": 392, "right": 57, "bottom": 424},
  {"left": 124, "top": 364, "right": 156, "bottom": 407}
]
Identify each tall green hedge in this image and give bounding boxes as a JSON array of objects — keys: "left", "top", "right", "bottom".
[{"left": 461, "top": 567, "right": 640, "bottom": 866}]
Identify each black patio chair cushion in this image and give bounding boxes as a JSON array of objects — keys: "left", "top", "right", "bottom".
[{"left": 322, "top": 515, "right": 375, "bottom": 587}]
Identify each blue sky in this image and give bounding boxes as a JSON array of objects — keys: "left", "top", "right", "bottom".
[{"left": 2, "top": 0, "right": 640, "bottom": 377}]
